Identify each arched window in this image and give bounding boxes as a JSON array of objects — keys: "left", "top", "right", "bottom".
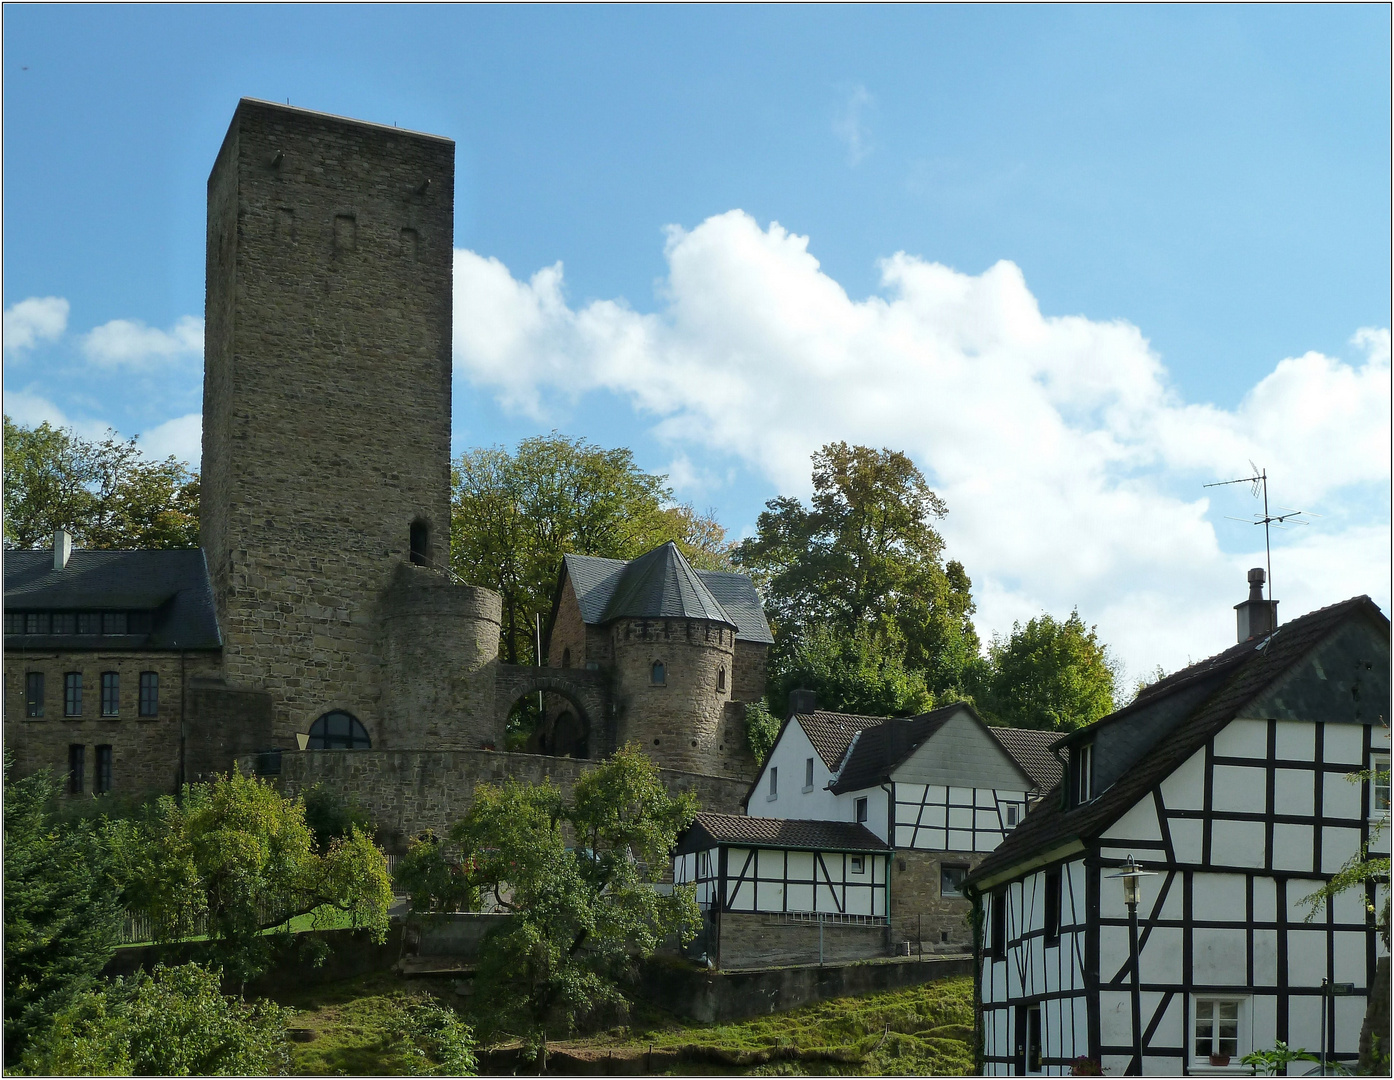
[
  {"left": 651, "top": 661, "right": 666, "bottom": 686},
  {"left": 308, "top": 710, "right": 371, "bottom": 750},
  {"left": 717, "top": 666, "right": 726, "bottom": 691},
  {"left": 409, "top": 520, "right": 430, "bottom": 566},
  {"left": 562, "top": 648, "right": 571, "bottom": 668}
]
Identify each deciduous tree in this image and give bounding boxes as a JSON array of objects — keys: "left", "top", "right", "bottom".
[{"left": 973, "top": 610, "right": 1118, "bottom": 731}]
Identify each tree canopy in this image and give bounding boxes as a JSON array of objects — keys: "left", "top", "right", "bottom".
[
  {"left": 735, "top": 442, "right": 979, "bottom": 712},
  {"left": 451, "top": 432, "right": 731, "bottom": 665},
  {"left": 3, "top": 416, "right": 199, "bottom": 550},
  {"left": 971, "top": 610, "right": 1119, "bottom": 731}
]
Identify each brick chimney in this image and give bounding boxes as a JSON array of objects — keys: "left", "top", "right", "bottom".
[
  {"left": 788, "top": 688, "right": 818, "bottom": 717},
  {"left": 1234, "top": 567, "right": 1278, "bottom": 642},
  {"left": 52, "top": 528, "right": 73, "bottom": 570}
]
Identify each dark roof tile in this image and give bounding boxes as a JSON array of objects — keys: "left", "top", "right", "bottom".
[
  {"left": 989, "top": 727, "right": 1067, "bottom": 791},
  {"left": 677, "top": 811, "right": 889, "bottom": 855}
]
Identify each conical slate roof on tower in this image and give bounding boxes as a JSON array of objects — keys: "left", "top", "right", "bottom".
[{"left": 600, "top": 541, "right": 737, "bottom": 626}]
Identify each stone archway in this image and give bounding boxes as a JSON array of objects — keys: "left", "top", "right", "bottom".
[{"left": 493, "top": 666, "right": 610, "bottom": 759}]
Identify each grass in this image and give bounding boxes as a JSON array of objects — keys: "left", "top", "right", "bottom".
[{"left": 263, "top": 972, "right": 976, "bottom": 1076}]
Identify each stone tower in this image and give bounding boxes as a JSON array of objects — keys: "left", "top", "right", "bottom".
[{"left": 202, "top": 99, "right": 493, "bottom": 747}]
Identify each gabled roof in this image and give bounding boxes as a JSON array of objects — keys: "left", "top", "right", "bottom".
[
  {"left": 989, "top": 727, "right": 1067, "bottom": 791},
  {"left": 676, "top": 811, "right": 890, "bottom": 856},
  {"left": 561, "top": 545, "right": 773, "bottom": 644},
  {"left": 829, "top": 705, "right": 965, "bottom": 794},
  {"left": 4, "top": 548, "right": 221, "bottom": 650},
  {"left": 797, "top": 709, "right": 889, "bottom": 769},
  {"left": 965, "top": 595, "right": 1390, "bottom": 893}
]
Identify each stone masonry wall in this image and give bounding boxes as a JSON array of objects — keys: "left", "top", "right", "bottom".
[
  {"left": 611, "top": 617, "right": 735, "bottom": 774},
  {"left": 547, "top": 579, "right": 589, "bottom": 671},
  {"left": 715, "top": 912, "right": 888, "bottom": 970},
  {"left": 889, "top": 848, "right": 981, "bottom": 954},
  {"left": 271, "top": 748, "right": 752, "bottom": 853},
  {"left": 202, "top": 100, "right": 455, "bottom": 748},
  {"left": 732, "top": 639, "right": 769, "bottom": 704},
  {"left": 5, "top": 649, "right": 221, "bottom": 796}
]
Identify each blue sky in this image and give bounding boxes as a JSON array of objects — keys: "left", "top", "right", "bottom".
[{"left": 4, "top": 5, "right": 1389, "bottom": 680}]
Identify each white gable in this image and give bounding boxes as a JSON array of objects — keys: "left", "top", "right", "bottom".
[{"left": 892, "top": 708, "right": 1032, "bottom": 790}]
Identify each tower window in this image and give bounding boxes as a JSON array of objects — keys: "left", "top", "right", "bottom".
[
  {"left": 101, "top": 672, "right": 120, "bottom": 717},
  {"left": 651, "top": 661, "right": 666, "bottom": 686},
  {"left": 96, "top": 745, "right": 113, "bottom": 794},
  {"left": 409, "top": 520, "right": 430, "bottom": 566},
  {"left": 562, "top": 648, "right": 571, "bottom": 668},
  {"left": 68, "top": 744, "right": 85, "bottom": 794},
  {"left": 717, "top": 666, "right": 726, "bottom": 691},
  {"left": 65, "top": 673, "right": 83, "bottom": 717},
  {"left": 25, "top": 672, "right": 44, "bottom": 717},
  {"left": 308, "top": 710, "right": 371, "bottom": 750},
  {"left": 139, "top": 672, "right": 159, "bottom": 717}
]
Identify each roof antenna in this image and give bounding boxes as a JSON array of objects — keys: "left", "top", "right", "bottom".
[{"left": 1203, "top": 463, "right": 1313, "bottom": 608}]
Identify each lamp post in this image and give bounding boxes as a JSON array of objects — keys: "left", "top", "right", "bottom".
[
  {"left": 1108, "top": 857, "right": 1156, "bottom": 1076},
  {"left": 1319, "top": 979, "right": 1356, "bottom": 1075}
]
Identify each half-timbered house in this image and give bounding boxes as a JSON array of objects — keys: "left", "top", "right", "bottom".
[{"left": 963, "top": 585, "right": 1390, "bottom": 1075}]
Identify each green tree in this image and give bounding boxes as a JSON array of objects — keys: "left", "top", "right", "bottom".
[
  {"left": 974, "top": 610, "right": 1118, "bottom": 731},
  {"left": 769, "top": 622, "right": 936, "bottom": 719},
  {"left": 743, "top": 700, "right": 781, "bottom": 764},
  {"left": 108, "top": 771, "right": 393, "bottom": 988},
  {"left": 735, "top": 442, "right": 979, "bottom": 703},
  {"left": 3, "top": 766, "right": 124, "bottom": 1066},
  {"left": 3, "top": 416, "right": 199, "bottom": 550},
  {"left": 388, "top": 997, "right": 478, "bottom": 1076},
  {"left": 393, "top": 831, "right": 479, "bottom": 914},
  {"left": 19, "top": 962, "right": 291, "bottom": 1077},
  {"left": 451, "top": 432, "right": 731, "bottom": 666},
  {"left": 451, "top": 746, "right": 700, "bottom": 1064}
]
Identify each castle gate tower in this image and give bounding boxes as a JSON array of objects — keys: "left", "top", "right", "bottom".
[{"left": 202, "top": 99, "right": 469, "bottom": 747}]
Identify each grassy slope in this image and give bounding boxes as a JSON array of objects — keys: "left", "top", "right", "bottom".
[{"left": 268, "top": 973, "right": 975, "bottom": 1076}]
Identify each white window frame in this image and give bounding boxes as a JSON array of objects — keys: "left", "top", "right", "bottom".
[
  {"left": 1006, "top": 803, "right": 1019, "bottom": 826},
  {"left": 767, "top": 766, "right": 778, "bottom": 801},
  {"left": 855, "top": 796, "right": 868, "bottom": 822},
  {"left": 1024, "top": 1003, "right": 1043, "bottom": 1074},
  {"left": 850, "top": 855, "right": 865, "bottom": 874},
  {"left": 1372, "top": 753, "right": 1390, "bottom": 814},
  {"left": 1076, "top": 743, "right": 1094, "bottom": 804},
  {"left": 804, "top": 756, "right": 815, "bottom": 792},
  {"left": 1191, "top": 995, "right": 1250, "bottom": 1070}
]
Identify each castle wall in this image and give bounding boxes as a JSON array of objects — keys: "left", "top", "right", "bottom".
[
  {"left": 548, "top": 578, "right": 589, "bottom": 670},
  {"left": 270, "top": 748, "right": 752, "bottom": 853},
  {"left": 201, "top": 99, "right": 455, "bottom": 748},
  {"left": 610, "top": 617, "right": 735, "bottom": 774},
  {"left": 5, "top": 649, "right": 222, "bottom": 796},
  {"left": 731, "top": 639, "right": 769, "bottom": 703}
]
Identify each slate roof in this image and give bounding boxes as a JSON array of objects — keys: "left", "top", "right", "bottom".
[
  {"left": 989, "top": 727, "right": 1067, "bottom": 791},
  {"left": 4, "top": 548, "right": 221, "bottom": 650},
  {"left": 796, "top": 710, "right": 889, "bottom": 769},
  {"left": 828, "top": 704, "right": 965, "bottom": 794},
  {"left": 561, "top": 546, "right": 773, "bottom": 644},
  {"left": 676, "top": 811, "right": 890, "bottom": 855},
  {"left": 964, "top": 595, "right": 1389, "bottom": 893}
]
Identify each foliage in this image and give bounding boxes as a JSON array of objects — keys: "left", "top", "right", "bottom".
[
  {"left": 3, "top": 766, "right": 125, "bottom": 1066},
  {"left": 971, "top": 610, "right": 1119, "bottom": 731},
  {"left": 451, "top": 746, "right": 700, "bottom": 1057},
  {"left": 450, "top": 432, "right": 731, "bottom": 665},
  {"left": 301, "top": 783, "right": 376, "bottom": 855},
  {"left": 768, "top": 620, "right": 937, "bottom": 719},
  {"left": 3, "top": 415, "right": 199, "bottom": 550},
  {"left": 743, "top": 699, "right": 781, "bottom": 764},
  {"left": 19, "top": 962, "right": 291, "bottom": 1077},
  {"left": 388, "top": 998, "right": 478, "bottom": 1076},
  {"left": 1240, "top": 1041, "right": 1321, "bottom": 1076},
  {"left": 1299, "top": 766, "right": 1390, "bottom": 947},
  {"left": 734, "top": 442, "right": 980, "bottom": 699},
  {"left": 108, "top": 770, "right": 392, "bottom": 986},
  {"left": 393, "top": 832, "right": 479, "bottom": 914}
]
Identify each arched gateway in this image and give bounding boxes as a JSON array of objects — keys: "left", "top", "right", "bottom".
[{"left": 493, "top": 665, "right": 611, "bottom": 758}]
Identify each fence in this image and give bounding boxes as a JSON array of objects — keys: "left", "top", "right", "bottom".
[{"left": 118, "top": 891, "right": 321, "bottom": 945}]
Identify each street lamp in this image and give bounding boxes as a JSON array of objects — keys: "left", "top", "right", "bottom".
[
  {"left": 1108, "top": 856, "right": 1156, "bottom": 1076},
  {"left": 1319, "top": 979, "right": 1356, "bottom": 1075}
]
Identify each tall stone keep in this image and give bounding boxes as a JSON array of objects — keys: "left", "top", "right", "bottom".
[{"left": 202, "top": 99, "right": 457, "bottom": 747}]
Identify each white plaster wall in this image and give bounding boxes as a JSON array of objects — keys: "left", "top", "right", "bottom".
[{"left": 749, "top": 719, "right": 842, "bottom": 820}]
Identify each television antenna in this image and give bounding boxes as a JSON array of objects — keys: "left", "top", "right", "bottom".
[{"left": 1203, "top": 463, "right": 1313, "bottom": 604}]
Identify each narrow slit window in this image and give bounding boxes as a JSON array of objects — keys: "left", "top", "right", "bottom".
[
  {"left": 651, "top": 661, "right": 665, "bottom": 686},
  {"left": 990, "top": 890, "right": 1007, "bottom": 956},
  {"left": 68, "top": 744, "right": 85, "bottom": 794},
  {"left": 409, "top": 520, "right": 429, "bottom": 566},
  {"left": 767, "top": 766, "right": 778, "bottom": 800},
  {"left": 717, "top": 666, "right": 725, "bottom": 691},
  {"left": 855, "top": 796, "right": 868, "bottom": 823},
  {"left": 1045, "top": 868, "right": 1062, "bottom": 942},
  {"left": 804, "top": 757, "right": 814, "bottom": 790},
  {"left": 25, "top": 671, "right": 44, "bottom": 717},
  {"left": 96, "top": 745, "right": 113, "bottom": 794}
]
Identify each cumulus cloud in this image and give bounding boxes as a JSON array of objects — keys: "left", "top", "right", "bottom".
[
  {"left": 451, "top": 211, "right": 1391, "bottom": 678},
  {"left": 82, "top": 315, "right": 203, "bottom": 368},
  {"left": 4, "top": 296, "right": 69, "bottom": 353},
  {"left": 832, "top": 85, "right": 874, "bottom": 166},
  {"left": 139, "top": 412, "right": 202, "bottom": 466}
]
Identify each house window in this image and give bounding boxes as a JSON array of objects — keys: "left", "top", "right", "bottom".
[
  {"left": 52, "top": 612, "right": 75, "bottom": 634},
  {"left": 64, "top": 673, "right": 83, "bottom": 716},
  {"left": 25, "top": 612, "right": 50, "bottom": 634},
  {"left": 851, "top": 855, "right": 865, "bottom": 874},
  {"left": 717, "top": 667, "right": 725, "bottom": 691},
  {"left": 4, "top": 611, "right": 19, "bottom": 634},
  {"left": 1006, "top": 804, "right": 1019, "bottom": 827},
  {"left": 1044, "top": 868, "right": 1062, "bottom": 942},
  {"left": 138, "top": 672, "right": 159, "bottom": 717},
  {"left": 1194, "top": 998, "right": 1244, "bottom": 1066},
  {"left": 96, "top": 745, "right": 113, "bottom": 794},
  {"left": 855, "top": 796, "right": 868, "bottom": 823},
  {"left": 767, "top": 767, "right": 778, "bottom": 800},
  {"left": 1073, "top": 743, "right": 1094, "bottom": 805},
  {"left": 68, "top": 744, "right": 85, "bottom": 794},
  {"left": 941, "top": 864, "right": 968, "bottom": 897},
  {"left": 651, "top": 661, "right": 666, "bottom": 686},
  {"left": 102, "top": 612, "right": 127, "bottom": 635},
  {"left": 990, "top": 890, "right": 1007, "bottom": 956},
  {"left": 804, "top": 757, "right": 815, "bottom": 791},
  {"left": 1373, "top": 754, "right": 1390, "bottom": 813},
  {"left": 1024, "top": 1004, "right": 1043, "bottom": 1074},
  {"left": 100, "top": 672, "right": 120, "bottom": 717},
  {"left": 307, "top": 710, "right": 371, "bottom": 750},
  {"left": 77, "top": 612, "right": 100, "bottom": 635},
  {"left": 25, "top": 672, "right": 44, "bottom": 717}
]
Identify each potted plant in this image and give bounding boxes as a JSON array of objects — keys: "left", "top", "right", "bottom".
[{"left": 1209, "top": 1053, "right": 1231, "bottom": 1067}]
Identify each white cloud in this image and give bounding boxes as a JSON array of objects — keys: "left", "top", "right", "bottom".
[
  {"left": 451, "top": 211, "right": 1392, "bottom": 678},
  {"left": 82, "top": 315, "right": 203, "bottom": 368},
  {"left": 4, "top": 296, "right": 69, "bottom": 353},
  {"left": 832, "top": 85, "right": 874, "bottom": 166},
  {"left": 2, "top": 387, "right": 113, "bottom": 442},
  {"left": 139, "top": 412, "right": 202, "bottom": 466}
]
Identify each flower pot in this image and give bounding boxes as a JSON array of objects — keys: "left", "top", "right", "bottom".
[{"left": 1209, "top": 1054, "right": 1231, "bottom": 1067}]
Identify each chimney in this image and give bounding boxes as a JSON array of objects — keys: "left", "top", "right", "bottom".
[
  {"left": 53, "top": 528, "right": 73, "bottom": 571},
  {"left": 1234, "top": 567, "right": 1278, "bottom": 643},
  {"left": 788, "top": 688, "right": 818, "bottom": 717}
]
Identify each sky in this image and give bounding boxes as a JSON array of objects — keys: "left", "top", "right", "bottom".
[{"left": 3, "top": 5, "right": 1390, "bottom": 686}]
